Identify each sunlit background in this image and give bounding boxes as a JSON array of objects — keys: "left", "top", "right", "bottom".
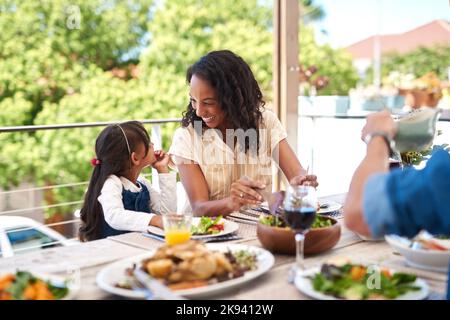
[{"left": 0, "top": 0, "right": 448, "bottom": 255}]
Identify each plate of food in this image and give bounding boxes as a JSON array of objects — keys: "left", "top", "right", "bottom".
[
  {"left": 385, "top": 233, "right": 450, "bottom": 273},
  {"left": 295, "top": 262, "right": 429, "bottom": 300},
  {"left": 317, "top": 200, "right": 342, "bottom": 216},
  {"left": 257, "top": 197, "right": 342, "bottom": 217},
  {"left": 96, "top": 241, "right": 274, "bottom": 299},
  {"left": 147, "top": 216, "right": 239, "bottom": 240},
  {"left": 0, "top": 270, "right": 78, "bottom": 300}
]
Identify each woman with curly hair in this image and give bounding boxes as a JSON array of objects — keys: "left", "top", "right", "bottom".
[{"left": 169, "top": 50, "right": 318, "bottom": 216}]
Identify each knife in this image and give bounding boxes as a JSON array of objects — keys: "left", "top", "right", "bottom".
[
  {"left": 239, "top": 175, "right": 285, "bottom": 218},
  {"left": 133, "top": 268, "right": 186, "bottom": 300},
  {"left": 141, "top": 232, "right": 165, "bottom": 242}
]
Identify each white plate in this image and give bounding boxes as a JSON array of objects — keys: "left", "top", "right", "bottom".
[
  {"left": 147, "top": 217, "right": 239, "bottom": 240},
  {"left": 386, "top": 235, "right": 450, "bottom": 273},
  {"left": 318, "top": 201, "right": 342, "bottom": 215},
  {"left": 96, "top": 243, "right": 274, "bottom": 299},
  {"left": 295, "top": 266, "right": 429, "bottom": 300},
  {"left": 356, "top": 233, "right": 385, "bottom": 242}
]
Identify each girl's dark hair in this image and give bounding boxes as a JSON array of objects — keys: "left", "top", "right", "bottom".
[
  {"left": 182, "top": 50, "right": 265, "bottom": 153},
  {"left": 79, "top": 121, "right": 150, "bottom": 242}
]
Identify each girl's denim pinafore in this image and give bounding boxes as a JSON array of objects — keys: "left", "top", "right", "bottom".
[{"left": 101, "top": 182, "right": 151, "bottom": 238}]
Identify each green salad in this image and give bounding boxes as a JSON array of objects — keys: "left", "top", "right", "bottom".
[
  {"left": 191, "top": 216, "right": 225, "bottom": 235},
  {"left": 311, "top": 263, "right": 421, "bottom": 300},
  {"left": 259, "top": 214, "right": 333, "bottom": 229},
  {"left": 0, "top": 271, "right": 69, "bottom": 300}
]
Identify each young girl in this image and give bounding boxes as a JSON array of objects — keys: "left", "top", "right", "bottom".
[{"left": 79, "top": 121, "right": 176, "bottom": 241}]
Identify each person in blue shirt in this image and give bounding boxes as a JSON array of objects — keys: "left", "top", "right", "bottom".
[{"left": 343, "top": 109, "right": 450, "bottom": 299}]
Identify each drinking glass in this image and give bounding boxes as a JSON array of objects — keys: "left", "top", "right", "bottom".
[
  {"left": 283, "top": 185, "right": 317, "bottom": 275},
  {"left": 162, "top": 213, "right": 192, "bottom": 245},
  {"left": 388, "top": 150, "right": 404, "bottom": 170}
]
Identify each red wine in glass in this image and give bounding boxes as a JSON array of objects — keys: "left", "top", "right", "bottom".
[
  {"left": 389, "top": 159, "right": 402, "bottom": 170},
  {"left": 284, "top": 207, "right": 316, "bottom": 232},
  {"left": 283, "top": 185, "right": 317, "bottom": 281}
]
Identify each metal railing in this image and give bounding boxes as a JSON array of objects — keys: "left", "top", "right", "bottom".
[
  {"left": 0, "top": 118, "right": 181, "bottom": 258},
  {"left": 0, "top": 118, "right": 182, "bottom": 133},
  {"left": 1, "top": 111, "right": 448, "bottom": 256}
]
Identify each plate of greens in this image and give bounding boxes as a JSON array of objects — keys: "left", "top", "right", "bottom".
[
  {"left": 295, "top": 263, "right": 429, "bottom": 300},
  {"left": 0, "top": 270, "right": 78, "bottom": 300},
  {"left": 147, "top": 216, "right": 239, "bottom": 240}
]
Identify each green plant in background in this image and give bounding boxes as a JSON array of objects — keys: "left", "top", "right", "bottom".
[
  {"left": 400, "top": 131, "right": 450, "bottom": 166},
  {"left": 401, "top": 144, "right": 450, "bottom": 166},
  {"left": 299, "top": 27, "right": 358, "bottom": 95},
  {"left": 139, "top": 0, "right": 274, "bottom": 98},
  {"left": 0, "top": 0, "right": 155, "bottom": 221},
  {"left": 0, "top": 0, "right": 361, "bottom": 223},
  {"left": 365, "top": 44, "right": 450, "bottom": 85},
  {"left": 300, "top": 0, "right": 325, "bottom": 24}
]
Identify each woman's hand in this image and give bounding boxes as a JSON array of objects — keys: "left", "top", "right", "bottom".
[
  {"left": 152, "top": 150, "right": 170, "bottom": 173},
  {"left": 226, "top": 178, "right": 265, "bottom": 211},
  {"left": 290, "top": 174, "right": 319, "bottom": 188}
]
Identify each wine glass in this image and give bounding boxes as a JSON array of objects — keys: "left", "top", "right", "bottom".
[
  {"left": 388, "top": 150, "right": 404, "bottom": 171},
  {"left": 283, "top": 185, "right": 317, "bottom": 280}
]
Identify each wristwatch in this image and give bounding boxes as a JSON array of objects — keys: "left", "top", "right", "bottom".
[{"left": 364, "top": 131, "right": 395, "bottom": 157}]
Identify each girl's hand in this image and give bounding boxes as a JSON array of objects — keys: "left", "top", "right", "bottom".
[
  {"left": 152, "top": 150, "right": 170, "bottom": 173},
  {"left": 149, "top": 215, "right": 163, "bottom": 229}
]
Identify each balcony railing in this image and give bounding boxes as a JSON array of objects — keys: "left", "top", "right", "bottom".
[
  {"left": 0, "top": 119, "right": 181, "bottom": 258},
  {"left": 1, "top": 110, "right": 449, "bottom": 257}
]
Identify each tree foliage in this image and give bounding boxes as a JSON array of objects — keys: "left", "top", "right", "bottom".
[
  {"left": 140, "top": 0, "right": 273, "bottom": 97},
  {"left": 299, "top": 27, "right": 358, "bottom": 95},
  {"left": 0, "top": 0, "right": 358, "bottom": 218},
  {"left": 365, "top": 44, "right": 450, "bottom": 85},
  {"left": 383, "top": 45, "right": 450, "bottom": 80}
]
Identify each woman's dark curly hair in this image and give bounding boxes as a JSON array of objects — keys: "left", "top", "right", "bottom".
[{"left": 182, "top": 50, "right": 265, "bottom": 153}]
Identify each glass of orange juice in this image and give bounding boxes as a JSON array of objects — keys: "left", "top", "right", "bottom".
[{"left": 162, "top": 213, "right": 192, "bottom": 245}]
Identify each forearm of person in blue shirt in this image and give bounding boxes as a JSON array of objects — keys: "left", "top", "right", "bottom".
[
  {"left": 344, "top": 110, "right": 395, "bottom": 236},
  {"left": 344, "top": 111, "right": 450, "bottom": 239}
]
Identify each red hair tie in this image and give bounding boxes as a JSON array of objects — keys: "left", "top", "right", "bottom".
[{"left": 91, "top": 158, "right": 101, "bottom": 166}]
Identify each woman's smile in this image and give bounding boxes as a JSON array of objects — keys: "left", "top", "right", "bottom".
[{"left": 202, "top": 115, "right": 216, "bottom": 124}]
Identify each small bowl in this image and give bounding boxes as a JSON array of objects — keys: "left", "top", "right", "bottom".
[{"left": 256, "top": 216, "right": 341, "bottom": 255}]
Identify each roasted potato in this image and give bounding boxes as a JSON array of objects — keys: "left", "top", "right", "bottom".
[{"left": 145, "top": 259, "right": 174, "bottom": 278}]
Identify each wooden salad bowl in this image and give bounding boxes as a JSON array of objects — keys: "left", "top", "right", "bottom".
[{"left": 256, "top": 216, "right": 341, "bottom": 255}]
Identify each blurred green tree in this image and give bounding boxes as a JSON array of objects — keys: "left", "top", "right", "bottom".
[
  {"left": 299, "top": 27, "right": 358, "bottom": 95},
  {"left": 0, "top": 0, "right": 154, "bottom": 223},
  {"left": 365, "top": 45, "right": 450, "bottom": 84},
  {"left": 0, "top": 0, "right": 358, "bottom": 224},
  {"left": 139, "top": 0, "right": 273, "bottom": 97},
  {"left": 300, "top": 0, "right": 325, "bottom": 24}
]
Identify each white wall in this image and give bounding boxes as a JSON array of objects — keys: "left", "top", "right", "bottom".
[{"left": 297, "top": 115, "right": 450, "bottom": 197}]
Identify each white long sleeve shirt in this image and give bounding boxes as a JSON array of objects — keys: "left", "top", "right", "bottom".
[{"left": 97, "top": 173, "right": 177, "bottom": 232}]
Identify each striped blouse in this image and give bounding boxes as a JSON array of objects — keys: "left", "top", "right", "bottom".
[{"left": 168, "top": 109, "right": 288, "bottom": 204}]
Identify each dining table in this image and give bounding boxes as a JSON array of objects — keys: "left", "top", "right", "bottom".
[{"left": 0, "top": 193, "right": 447, "bottom": 300}]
